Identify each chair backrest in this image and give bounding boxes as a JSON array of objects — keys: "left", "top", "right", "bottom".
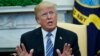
[{"left": 57, "top": 23, "right": 87, "bottom": 56}]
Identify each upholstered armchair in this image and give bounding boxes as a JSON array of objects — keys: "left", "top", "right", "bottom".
[{"left": 57, "top": 23, "right": 87, "bottom": 56}]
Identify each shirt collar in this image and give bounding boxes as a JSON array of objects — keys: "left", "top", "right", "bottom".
[{"left": 42, "top": 27, "right": 57, "bottom": 38}]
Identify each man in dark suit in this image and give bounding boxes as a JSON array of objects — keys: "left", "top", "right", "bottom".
[{"left": 16, "top": 1, "right": 81, "bottom": 56}]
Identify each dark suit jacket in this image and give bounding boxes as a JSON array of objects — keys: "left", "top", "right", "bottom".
[{"left": 21, "top": 27, "right": 81, "bottom": 56}]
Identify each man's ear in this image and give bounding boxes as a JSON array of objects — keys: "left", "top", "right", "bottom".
[
  {"left": 35, "top": 16, "right": 40, "bottom": 24},
  {"left": 37, "top": 19, "right": 40, "bottom": 24},
  {"left": 36, "top": 18, "right": 40, "bottom": 24}
]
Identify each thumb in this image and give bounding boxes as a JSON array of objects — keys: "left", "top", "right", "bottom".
[
  {"left": 56, "top": 49, "right": 61, "bottom": 56},
  {"left": 29, "top": 49, "right": 34, "bottom": 56}
]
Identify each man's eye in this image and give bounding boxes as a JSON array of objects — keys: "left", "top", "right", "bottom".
[
  {"left": 49, "top": 11, "right": 54, "bottom": 14},
  {"left": 42, "top": 13, "right": 47, "bottom": 16}
]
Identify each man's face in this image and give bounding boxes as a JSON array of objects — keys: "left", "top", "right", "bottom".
[{"left": 37, "top": 7, "right": 57, "bottom": 32}]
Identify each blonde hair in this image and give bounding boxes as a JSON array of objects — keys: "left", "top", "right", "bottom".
[{"left": 34, "top": 1, "right": 57, "bottom": 15}]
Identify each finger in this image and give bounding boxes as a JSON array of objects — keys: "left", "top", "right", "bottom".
[
  {"left": 29, "top": 49, "right": 34, "bottom": 56},
  {"left": 21, "top": 43, "right": 27, "bottom": 52},
  {"left": 65, "top": 48, "right": 72, "bottom": 55},
  {"left": 63, "top": 44, "right": 71, "bottom": 55},
  {"left": 16, "top": 46, "right": 20, "bottom": 55},
  {"left": 63, "top": 43, "right": 71, "bottom": 52},
  {"left": 63, "top": 43, "right": 67, "bottom": 52},
  {"left": 65, "top": 44, "right": 71, "bottom": 52},
  {"left": 67, "top": 44, "right": 71, "bottom": 51},
  {"left": 16, "top": 45, "right": 22, "bottom": 55},
  {"left": 18, "top": 45, "right": 23, "bottom": 52},
  {"left": 69, "top": 48, "right": 72, "bottom": 54},
  {"left": 56, "top": 49, "right": 61, "bottom": 56}
]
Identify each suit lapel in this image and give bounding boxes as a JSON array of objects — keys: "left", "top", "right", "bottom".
[
  {"left": 53, "top": 27, "right": 64, "bottom": 56},
  {"left": 35, "top": 27, "right": 44, "bottom": 56}
]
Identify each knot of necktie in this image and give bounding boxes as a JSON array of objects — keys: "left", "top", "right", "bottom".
[{"left": 47, "top": 32, "right": 52, "bottom": 37}]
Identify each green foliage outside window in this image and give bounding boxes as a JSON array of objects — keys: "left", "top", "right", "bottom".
[{"left": 0, "top": 0, "right": 42, "bottom": 6}]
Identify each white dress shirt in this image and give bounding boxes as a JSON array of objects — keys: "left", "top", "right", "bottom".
[{"left": 42, "top": 28, "right": 57, "bottom": 56}]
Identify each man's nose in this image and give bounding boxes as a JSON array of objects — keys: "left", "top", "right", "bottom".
[{"left": 47, "top": 13, "right": 51, "bottom": 19}]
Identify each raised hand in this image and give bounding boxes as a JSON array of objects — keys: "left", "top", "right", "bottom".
[
  {"left": 16, "top": 43, "right": 34, "bottom": 56},
  {"left": 56, "top": 43, "right": 74, "bottom": 56}
]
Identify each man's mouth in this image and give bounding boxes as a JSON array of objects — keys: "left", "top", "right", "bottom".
[{"left": 47, "top": 21, "right": 53, "bottom": 25}]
